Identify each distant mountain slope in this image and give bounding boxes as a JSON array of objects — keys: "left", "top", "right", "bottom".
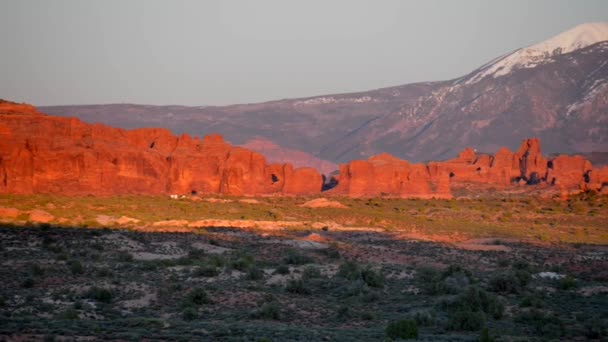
[{"left": 41, "top": 23, "right": 608, "bottom": 167}]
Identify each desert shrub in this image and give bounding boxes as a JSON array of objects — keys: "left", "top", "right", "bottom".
[
  {"left": 584, "top": 316, "right": 606, "bottom": 339},
  {"left": 125, "top": 317, "right": 164, "bottom": 328},
  {"left": 29, "top": 263, "right": 45, "bottom": 276},
  {"left": 58, "top": 308, "right": 79, "bottom": 320},
  {"left": 96, "top": 267, "right": 113, "bottom": 278},
  {"left": 385, "top": 319, "right": 418, "bottom": 340},
  {"left": 417, "top": 265, "right": 472, "bottom": 294},
  {"left": 208, "top": 255, "right": 225, "bottom": 268},
  {"left": 515, "top": 309, "right": 564, "bottom": 338},
  {"left": 182, "top": 307, "right": 197, "bottom": 321},
  {"left": 194, "top": 265, "right": 220, "bottom": 277},
  {"left": 187, "top": 249, "right": 206, "bottom": 260},
  {"left": 250, "top": 301, "right": 281, "bottom": 320},
  {"left": 489, "top": 271, "right": 529, "bottom": 294},
  {"left": 448, "top": 310, "right": 485, "bottom": 331},
  {"left": 285, "top": 279, "right": 311, "bottom": 295},
  {"left": 335, "top": 306, "right": 351, "bottom": 320},
  {"left": 230, "top": 254, "right": 255, "bottom": 271},
  {"left": 283, "top": 250, "right": 313, "bottom": 265},
  {"left": 116, "top": 251, "right": 134, "bottom": 262},
  {"left": 413, "top": 310, "right": 436, "bottom": 326},
  {"left": 274, "top": 264, "right": 290, "bottom": 275},
  {"left": 520, "top": 292, "right": 544, "bottom": 308},
  {"left": 337, "top": 261, "right": 384, "bottom": 288},
  {"left": 302, "top": 266, "right": 321, "bottom": 280},
  {"left": 69, "top": 260, "right": 84, "bottom": 275},
  {"left": 338, "top": 260, "right": 360, "bottom": 280},
  {"left": 246, "top": 266, "right": 265, "bottom": 280},
  {"left": 84, "top": 287, "right": 113, "bottom": 303},
  {"left": 559, "top": 275, "right": 577, "bottom": 290},
  {"left": 320, "top": 243, "right": 341, "bottom": 259},
  {"left": 183, "top": 288, "right": 212, "bottom": 306},
  {"left": 443, "top": 286, "right": 504, "bottom": 325},
  {"left": 21, "top": 278, "right": 35, "bottom": 288},
  {"left": 479, "top": 327, "right": 496, "bottom": 342}
]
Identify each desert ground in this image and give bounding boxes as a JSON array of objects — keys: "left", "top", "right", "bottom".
[{"left": 0, "top": 192, "right": 607, "bottom": 341}]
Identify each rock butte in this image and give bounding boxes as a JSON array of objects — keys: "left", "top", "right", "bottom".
[
  {"left": 0, "top": 100, "right": 607, "bottom": 198},
  {"left": 0, "top": 101, "right": 322, "bottom": 196}
]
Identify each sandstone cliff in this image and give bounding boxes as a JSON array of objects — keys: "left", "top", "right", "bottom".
[
  {"left": 428, "top": 138, "right": 607, "bottom": 193},
  {"left": 330, "top": 153, "right": 452, "bottom": 199},
  {"left": 0, "top": 101, "right": 322, "bottom": 196}
]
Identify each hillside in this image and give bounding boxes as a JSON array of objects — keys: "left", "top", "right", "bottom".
[{"left": 40, "top": 23, "right": 608, "bottom": 168}]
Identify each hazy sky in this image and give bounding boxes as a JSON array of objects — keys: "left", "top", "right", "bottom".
[{"left": 1, "top": 0, "right": 607, "bottom": 106}]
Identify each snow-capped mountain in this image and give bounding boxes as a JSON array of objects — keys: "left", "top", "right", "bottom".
[
  {"left": 41, "top": 23, "right": 608, "bottom": 168},
  {"left": 464, "top": 22, "right": 608, "bottom": 84}
]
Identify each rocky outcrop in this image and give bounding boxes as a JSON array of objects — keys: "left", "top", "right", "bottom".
[
  {"left": 330, "top": 153, "right": 452, "bottom": 199},
  {"left": 429, "top": 138, "right": 603, "bottom": 192},
  {"left": 0, "top": 101, "right": 322, "bottom": 196},
  {"left": 1, "top": 101, "right": 605, "bottom": 197}
]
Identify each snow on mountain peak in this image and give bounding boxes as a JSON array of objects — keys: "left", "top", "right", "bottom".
[{"left": 465, "top": 22, "right": 608, "bottom": 84}]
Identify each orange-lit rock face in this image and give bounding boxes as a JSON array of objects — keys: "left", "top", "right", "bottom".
[
  {"left": 546, "top": 155, "right": 592, "bottom": 189},
  {"left": 331, "top": 153, "right": 452, "bottom": 198},
  {"left": 426, "top": 138, "right": 603, "bottom": 192},
  {"left": 0, "top": 104, "right": 322, "bottom": 196}
]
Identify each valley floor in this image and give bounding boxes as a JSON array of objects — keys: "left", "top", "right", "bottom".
[{"left": 0, "top": 194, "right": 607, "bottom": 340}]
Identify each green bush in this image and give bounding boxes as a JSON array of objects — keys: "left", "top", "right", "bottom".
[
  {"left": 417, "top": 265, "right": 472, "bottom": 294},
  {"left": 250, "top": 301, "right": 281, "bottom": 320},
  {"left": 84, "top": 287, "right": 113, "bottom": 303},
  {"left": 488, "top": 271, "right": 529, "bottom": 294},
  {"left": 246, "top": 266, "right": 265, "bottom": 280},
  {"left": 69, "top": 260, "right": 84, "bottom": 275},
  {"left": 515, "top": 309, "right": 564, "bottom": 338},
  {"left": 116, "top": 251, "right": 134, "bottom": 262},
  {"left": 194, "top": 265, "right": 220, "bottom": 277},
  {"left": 443, "top": 286, "right": 504, "bottom": 331},
  {"left": 21, "top": 278, "right": 35, "bottom": 288},
  {"left": 283, "top": 250, "right": 313, "bottom": 265},
  {"left": 448, "top": 310, "right": 485, "bottom": 331},
  {"left": 230, "top": 254, "right": 255, "bottom": 271},
  {"left": 285, "top": 279, "right": 311, "bottom": 295},
  {"left": 479, "top": 327, "right": 495, "bottom": 342},
  {"left": 337, "top": 261, "right": 383, "bottom": 288},
  {"left": 559, "top": 275, "right": 577, "bottom": 290},
  {"left": 184, "top": 288, "right": 212, "bottom": 306},
  {"left": 584, "top": 316, "right": 606, "bottom": 339},
  {"left": 182, "top": 307, "right": 197, "bottom": 321},
  {"left": 274, "top": 264, "right": 290, "bottom": 275},
  {"left": 385, "top": 319, "right": 418, "bottom": 340},
  {"left": 302, "top": 266, "right": 321, "bottom": 280},
  {"left": 58, "top": 308, "right": 79, "bottom": 320}
]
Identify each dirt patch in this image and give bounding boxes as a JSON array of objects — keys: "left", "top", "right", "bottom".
[
  {"left": 152, "top": 220, "right": 189, "bottom": 227},
  {"left": 28, "top": 210, "right": 54, "bottom": 223},
  {"left": 191, "top": 242, "right": 232, "bottom": 254},
  {"left": 239, "top": 199, "right": 261, "bottom": 204},
  {"left": 132, "top": 251, "right": 185, "bottom": 261},
  {"left": 453, "top": 239, "right": 513, "bottom": 252},
  {"left": 0, "top": 207, "right": 21, "bottom": 219},
  {"left": 300, "top": 198, "right": 348, "bottom": 208}
]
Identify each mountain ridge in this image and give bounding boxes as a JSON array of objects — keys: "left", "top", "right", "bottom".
[{"left": 40, "top": 23, "right": 608, "bottom": 169}]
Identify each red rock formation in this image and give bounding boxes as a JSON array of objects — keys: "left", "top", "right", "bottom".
[
  {"left": 546, "top": 155, "right": 592, "bottom": 189},
  {"left": 0, "top": 101, "right": 322, "bottom": 196},
  {"left": 586, "top": 166, "right": 608, "bottom": 192},
  {"left": 427, "top": 138, "right": 605, "bottom": 193},
  {"left": 1, "top": 100, "right": 605, "bottom": 197},
  {"left": 515, "top": 138, "right": 547, "bottom": 183},
  {"left": 330, "top": 153, "right": 452, "bottom": 199}
]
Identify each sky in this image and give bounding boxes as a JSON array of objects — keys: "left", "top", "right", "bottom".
[{"left": 1, "top": 0, "right": 607, "bottom": 106}]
